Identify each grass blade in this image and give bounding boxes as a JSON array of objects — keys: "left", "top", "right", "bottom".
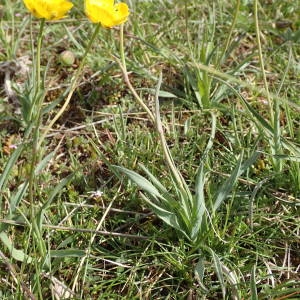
[
  {"left": 50, "top": 249, "right": 86, "bottom": 258},
  {"left": 0, "top": 144, "right": 24, "bottom": 195},
  {"left": 213, "top": 151, "right": 259, "bottom": 212},
  {"left": 251, "top": 265, "right": 258, "bottom": 300},
  {"left": 191, "top": 162, "right": 207, "bottom": 240},
  {"left": 140, "top": 193, "right": 185, "bottom": 236},
  {"left": 213, "top": 154, "right": 243, "bottom": 212},
  {"left": 208, "top": 247, "right": 226, "bottom": 299},
  {"left": 0, "top": 232, "right": 32, "bottom": 263},
  {"left": 139, "top": 163, "right": 168, "bottom": 194},
  {"left": 113, "top": 165, "right": 162, "bottom": 198}
]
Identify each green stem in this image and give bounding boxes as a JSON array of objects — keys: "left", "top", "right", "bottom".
[
  {"left": 217, "top": 0, "right": 240, "bottom": 67},
  {"left": 36, "top": 18, "right": 45, "bottom": 90},
  {"left": 154, "top": 73, "right": 184, "bottom": 191},
  {"left": 27, "top": 20, "right": 47, "bottom": 271},
  {"left": 253, "top": 0, "right": 273, "bottom": 123},
  {"left": 119, "top": 24, "right": 155, "bottom": 123},
  {"left": 254, "top": 0, "right": 281, "bottom": 171},
  {"left": 38, "top": 23, "right": 101, "bottom": 147},
  {"left": 28, "top": 18, "right": 45, "bottom": 206}
]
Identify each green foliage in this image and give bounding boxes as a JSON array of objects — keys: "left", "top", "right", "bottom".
[{"left": 0, "top": 0, "right": 299, "bottom": 298}]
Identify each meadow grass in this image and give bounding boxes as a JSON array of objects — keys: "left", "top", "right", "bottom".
[{"left": 0, "top": 0, "right": 299, "bottom": 299}]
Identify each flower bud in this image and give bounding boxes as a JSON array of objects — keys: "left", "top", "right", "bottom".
[{"left": 59, "top": 50, "right": 75, "bottom": 66}]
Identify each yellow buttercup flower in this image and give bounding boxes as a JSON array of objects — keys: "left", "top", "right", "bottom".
[
  {"left": 85, "top": 0, "right": 129, "bottom": 28},
  {"left": 23, "top": 0, "right": 73, "bottom": 20}
]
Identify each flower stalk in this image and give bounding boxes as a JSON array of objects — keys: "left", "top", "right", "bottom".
[
  {"left": 28, "top": 18, "right": 45, "bottom": 206},
  {"left": 119, "top": 24, "right": 155, "bottom": 123}
]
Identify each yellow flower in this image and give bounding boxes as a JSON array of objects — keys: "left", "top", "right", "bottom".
[
  {"left": 23, "top": 0, "right": 73, "bottom": 20},
  {"left": 85, "top": 0, "right": 129, "bottom": 28}
]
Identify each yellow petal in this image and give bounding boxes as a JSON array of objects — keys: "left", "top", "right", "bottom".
[
  {"left": 23, "top": 0, "right": 73, "bottom": 20},
  {"left": 85, "top": 0, "right": 129, "bottom": 27},
  {"left": 85, "top": 1, "right": 113, "bottom": 24},
  {"left": 113, "top": 3, "right": 129, "bottom": 25},
  {"left": 86, "top": 0, "right": 114, "bottom": 8}
]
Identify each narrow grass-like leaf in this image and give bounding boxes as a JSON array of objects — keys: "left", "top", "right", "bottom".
[
  {"left": 272, "top": 154, "right": 300, "bottom": 162},
  {"left": 140, "top": 193, "right": 189, "bottom": 239},
  {"left": 0, "top": 182, "right": 29, "bottom": 232},
  {"left": 240, "top": 152, "right": 261, "bottom": 173},
  {"left": 37, "top": 174, "right": 74, "bottom": 228},
  {"left": 41, "top": 174, "right": 74, "bottom": 212},
  {"left": 138, "top": 88, "right": 177, "bottom": 98},
  {"left": 221, "top": 263, "right": 240, "bottom": 300},
  {"left": 191, "top": 113, "right": 216, "bottom": 240},
  {"left": 9, "top": 182, "right": 28, "bottom": 216},
  {"left": 139, "top": 163, "right": 168, "bottom": 194},
  {"left": 0, "top": 144, "right": 24, "bottom": 193},
  {"left": 191, "top": 112, "right": 216, "bottom": 240},
  {"left": 213, "top": 154, "right": 243, "bottom": 212},
  {"left": 42, "top": 96, "right": 64, "bottom": 115},
  {"left": 50, "top": 249, "right": 86, "bottom": 258},
  {"left": 34, "top": 151, "right": 55, "bottom": 175},
  {"left": 191, "top": 163, "right": 207, "bottom": 240},
  {"left": 251, "top": 265, "right": 258, "bottom": 300},
  {"left": 113, "top": 165, "right": 162, "bottom": 198},
  {"left": 195, "top": 257, "right": 209, "bottom": 292},
  {"left": 281, "top": 140, "right": 300, "bottom": 158},
  {"left": 213, "top": 151, "right": 260, "bottom": 212},
  {"left": 195, "top": 257, "right": 205, "bottom": 282},
  {"left": 0, "top": 232, "right": 32, "bottom": 263},
  {"left": 63, "top": 24, "right": 85, "bottom": 51},
  {"left": 209, "top": 247, "right": 226, "bottom": 299}
]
